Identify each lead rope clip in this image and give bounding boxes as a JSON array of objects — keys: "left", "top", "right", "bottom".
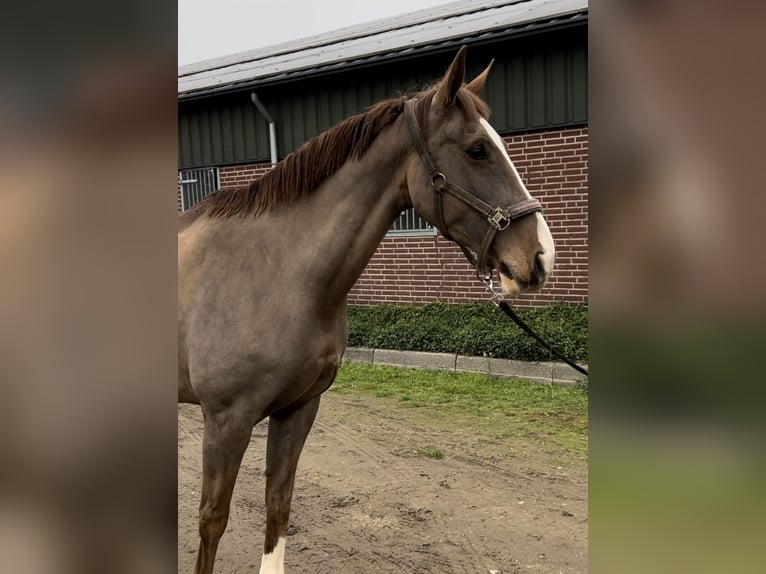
[{"left": 478, "top": 271, "right": 504, "bottom": 303}]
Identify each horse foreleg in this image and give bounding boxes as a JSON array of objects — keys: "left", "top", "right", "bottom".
[
  {"left": 259, "top": 396, "right": 321, "bottom": 574},
  {"left": 194, "top": 410, "right": 252, "bottom": 574}
]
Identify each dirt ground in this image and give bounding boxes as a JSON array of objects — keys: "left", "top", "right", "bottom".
[{"left": 178, "top": 391, "right": 587, "bottom": 574}]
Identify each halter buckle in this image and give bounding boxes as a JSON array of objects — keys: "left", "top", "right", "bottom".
[{"left": 488, "top": 208, "right": 511, "bottom": 231}]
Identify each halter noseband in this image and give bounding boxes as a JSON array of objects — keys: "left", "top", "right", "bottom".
[{"left": 404, "top": 99, "right": 542, "bottom": 276}]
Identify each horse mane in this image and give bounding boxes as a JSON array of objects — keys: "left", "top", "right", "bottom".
[{"left": 179, "top": 86, "right": 489, "bottom": 227}]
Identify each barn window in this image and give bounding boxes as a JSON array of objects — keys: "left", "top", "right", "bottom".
[
  {"left": 179, "top": 167, "right": 220, "bottom": 211},
  {"left": 387, "top": 207, "right": 436, "bottom": 237}
]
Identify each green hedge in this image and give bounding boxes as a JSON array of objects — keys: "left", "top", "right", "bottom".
[{"left": 347, "top": 302, "right": 588, "bottom": 363}]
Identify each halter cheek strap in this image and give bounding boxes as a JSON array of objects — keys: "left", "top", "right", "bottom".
[{"left": 404, "top": 99, "right": 542, "bottom": 275}]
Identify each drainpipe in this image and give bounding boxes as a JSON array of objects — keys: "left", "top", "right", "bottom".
[{"left": 250, "top": 92, "right": 278, "bottom": 166}]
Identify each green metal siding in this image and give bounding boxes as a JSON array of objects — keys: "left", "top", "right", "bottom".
[
  {"left": 178, "top": 27, "right": 587, "bottom": 169},
  {"left": 482, "top": 40, "right": 588, "bottom": 131}
]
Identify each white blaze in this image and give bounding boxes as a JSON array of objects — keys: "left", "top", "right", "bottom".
[
  {"left": 479, "top": 118, "right": 531, "bottom": 199},
  {"left": 259, "top": 537, "right": 286, "bottom": 574},
  {"left": 479, "top": 118, "right": 555, "bottom": 275},
  {"left": 535, "top": 211, "right": 555, "bottom": 274}
]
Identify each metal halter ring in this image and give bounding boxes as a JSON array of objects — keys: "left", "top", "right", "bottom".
[{"left": 430, "top": 172, "right": 447, "bottom": 190}]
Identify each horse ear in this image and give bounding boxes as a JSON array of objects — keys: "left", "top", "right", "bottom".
[
  {"left": 433, "top": 46, "right": 467, "bottom": 108},
  {"left": 466, "top": 59, "right": 494, "bottom": 95}
]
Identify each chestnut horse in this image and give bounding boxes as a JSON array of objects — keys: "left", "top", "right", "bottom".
[{"left": 178, "top": 47, "right": 554, "bottom": 574}]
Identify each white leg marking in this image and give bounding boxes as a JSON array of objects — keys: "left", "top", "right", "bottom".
[{"left": 259, "top": 536, "right": 286, "bottom": 574}]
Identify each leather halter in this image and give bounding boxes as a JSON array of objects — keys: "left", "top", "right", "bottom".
[{"left": 404, "top": 99, "right": 542, "bottom": 276}]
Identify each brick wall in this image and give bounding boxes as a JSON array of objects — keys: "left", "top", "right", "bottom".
[
  {"left": 499, "top": 126, "right": 588, "bottom": 306},
  {"left": 218, "top": 163, "right": 273, "bottom": 189},
  {"left": 177, "top": 125, "right": 588, "bottom": 308},
  {"left": 348, "top": 234, "right": 490, "bottom": 305}
]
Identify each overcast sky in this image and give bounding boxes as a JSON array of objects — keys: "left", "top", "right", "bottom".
[{"left": 179, "top": 0, "right": 454, "bottom": 66}]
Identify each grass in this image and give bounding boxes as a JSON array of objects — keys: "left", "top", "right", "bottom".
[
  {"left": 416, "top": 447, "right": 445, "bottom": 460},
  {"left": 331, "top": 361, "right": 588, "bottom": 456}
]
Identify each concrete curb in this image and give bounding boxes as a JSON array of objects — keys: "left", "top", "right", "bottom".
[{"left": 342, "top": 347, "right": 586, "bottom": 386}]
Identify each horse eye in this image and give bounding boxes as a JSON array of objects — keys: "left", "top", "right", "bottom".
[{"left": 466, "top": 143, "right": 488, "bottom": 161}]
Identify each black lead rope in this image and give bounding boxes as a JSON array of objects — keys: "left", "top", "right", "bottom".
[{"left": 494, "top": 299, "right": 588, "bottom": 377}]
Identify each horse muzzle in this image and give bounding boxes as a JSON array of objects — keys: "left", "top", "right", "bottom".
[{"left": 497, "top": 251, "right": 551, "bottom": 295}]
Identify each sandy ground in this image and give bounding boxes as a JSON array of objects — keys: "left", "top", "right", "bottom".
[{"left": 178, "top": 391, "right": 587, "bottom": 573}]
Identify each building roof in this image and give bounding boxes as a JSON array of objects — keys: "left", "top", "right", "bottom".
[{"left": 178, "top": 0, "right": 587, "bottom": 100}]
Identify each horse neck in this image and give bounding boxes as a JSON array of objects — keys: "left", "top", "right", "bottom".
[{"left": 267, "top": 119, "right": 411, "bottom": 306}]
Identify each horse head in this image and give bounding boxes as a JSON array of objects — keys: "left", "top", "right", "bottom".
[{"left": 405, "top": 47, "right": 555, "bottom": 295}]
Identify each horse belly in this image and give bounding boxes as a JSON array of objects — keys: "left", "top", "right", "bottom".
[
  {"left": 247, "top": 341, "right": 343, "bottom": 415},
  {"left": 181, "top": 331, "right": 342, "bottom": 416}
]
